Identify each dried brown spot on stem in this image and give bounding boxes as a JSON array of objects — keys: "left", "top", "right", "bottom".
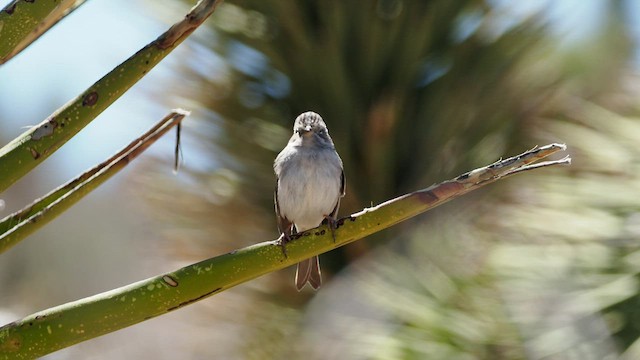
[
  {"left": 3, "top": 3, "right": 17, "bottom": 15},
  {"left": 82, "top": 91, "right": 98, "bottom": 106},
  {"left": 28, "top": 147, "right": 40, "bottom": 159}
]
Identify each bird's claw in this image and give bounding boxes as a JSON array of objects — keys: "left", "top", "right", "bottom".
[
  {"left": 277, "top": 233, "right": 291, "bottom": 258},
  {"left": 324, "top": 215, "right": 338, "bottom": 243}
]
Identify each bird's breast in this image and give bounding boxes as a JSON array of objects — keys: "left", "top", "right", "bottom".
[{"left": 276, "top": 147, "right": 342, "bottom": 231}]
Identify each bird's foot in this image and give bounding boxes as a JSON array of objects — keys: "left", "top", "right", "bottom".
[
  {"left": 323, "top": 215, "right": 339, "bottom": 243},
  {"left": 277, "top": 232, "right": 291, "bottom": 258}
]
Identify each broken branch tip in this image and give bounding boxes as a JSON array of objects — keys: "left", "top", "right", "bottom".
[{"left": 172, "top": 108, "right": 191, "bottom": 117}]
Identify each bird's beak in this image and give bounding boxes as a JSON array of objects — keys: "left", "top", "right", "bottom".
[{"left": 296, "top": 126, "right": 313, "bottom": 137}]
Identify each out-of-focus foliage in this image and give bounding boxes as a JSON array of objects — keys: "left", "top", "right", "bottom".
[{"left": 135, "top": 0, "right": 640, "bottom": 358}]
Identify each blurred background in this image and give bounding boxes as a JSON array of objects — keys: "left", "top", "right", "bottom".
[{"left": 2, "top": 0, "right": 640, "bottom": 358}]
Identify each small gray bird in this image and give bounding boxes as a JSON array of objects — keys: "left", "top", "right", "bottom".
[{"left": 274, "top": 111, "right": 345, "bottom": 291}]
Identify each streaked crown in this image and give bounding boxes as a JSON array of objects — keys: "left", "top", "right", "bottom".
[{"left": 293, "top": 111, "right": 328, "bottom": 133}]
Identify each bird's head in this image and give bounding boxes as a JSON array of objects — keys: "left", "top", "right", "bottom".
[{"left": 293, "top": 111, "right": 334, "bottom": 148}]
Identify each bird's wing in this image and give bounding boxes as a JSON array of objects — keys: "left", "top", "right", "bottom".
[
  {"left": 329, "top": 170, "right": 346, "bottom": 219},
  {"left": 274, "top": 177, "right": 293, "bottom": 236}
]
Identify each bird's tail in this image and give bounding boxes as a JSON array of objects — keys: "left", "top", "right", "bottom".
[{"left": 295, "top": 256, "right": 321, "bottom": 291}]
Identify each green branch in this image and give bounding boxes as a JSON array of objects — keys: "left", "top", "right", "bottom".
[
  {"left": 0, "top": 0, "right": 89, "bottom": 64},
  {"left": 0, "top": 144, "right": 570, "bottom": 359},
  {"left": 0, "top": 109, "right": 189, "bottom": 255},
  {"left": 0, "top": 0, "right": 223, "bottom": 193}
]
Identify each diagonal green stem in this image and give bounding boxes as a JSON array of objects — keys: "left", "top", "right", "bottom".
[
  {"left": 0, "top": 109, "right": 189, "bottom": 255},
  {"left": 0, "top": 0, "right": 89, "bottom": 64},
  {"left": 0, "top": 144, "right": 569, "bottom": 359},
  {"left": 0, "top": 0, "right": 223, "bottom": 193}
]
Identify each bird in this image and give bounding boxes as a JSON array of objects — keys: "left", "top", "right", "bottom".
[{"left": 274, "top": 111, "right": 345, "bottom": 290}]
